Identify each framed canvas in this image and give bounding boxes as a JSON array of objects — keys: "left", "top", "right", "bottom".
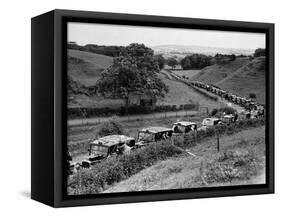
[{"left": 31, "top": 9, "right": 274, "bottom": 207}]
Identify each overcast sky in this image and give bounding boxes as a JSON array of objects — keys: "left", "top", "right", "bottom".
[{"left": 68, "top": 22, "right": 265, "bottom": 50}]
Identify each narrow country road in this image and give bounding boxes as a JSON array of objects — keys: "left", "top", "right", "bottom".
[{"left": 68, "top": 110, "right": 199, "bottom": 127}]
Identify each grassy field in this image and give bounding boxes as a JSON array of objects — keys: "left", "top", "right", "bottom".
[
  {"left": 171, "top": 69, "right": 201, "bottom": 79},
  {"left": 68, "top": 49, "right": 113, "bottom": 86},
  {"left": 190, "top": 57, "right": 250, "bottom": 84},
  {"left": 217, "top": 57, "right": 266, "bottom": 104},
  {"left": 157, "top": 73, "right": 220, "bottom": 108},
  {"left": 104, "top": 126, "right": 265, "bottom": 193}
]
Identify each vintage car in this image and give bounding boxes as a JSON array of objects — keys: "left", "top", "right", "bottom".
[
  {"left": 136, "top": 126, "right": 173, "bottom": 147},
  {"left": 221, "top": 114, "right": 237, "bottom": 124},
  {"left": 172, "top": 121, "right": 197, "bottom": 134},
  {"left": 80, "top": 135, "right": 135, "bottom": 168},
  {"left": 199, "top": 117, "right": 222, "bottom": 131}
]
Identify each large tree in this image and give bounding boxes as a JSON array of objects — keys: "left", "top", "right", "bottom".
[
  {"left": 254, "top": 48, "right": 266, "bottom": 57},
  {"left": 167, "top": 57, "right": 178, "bottom": 69},
  {"left": 154, "top": 54, "right": 166, "bottom": 70},
  {"left": 96, "top": 43, "right": 168, "bottom": 113}
]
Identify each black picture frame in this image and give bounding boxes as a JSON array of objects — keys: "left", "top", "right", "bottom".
[{"left": 31, "top": 9, "right": 274, "bottom": 208}]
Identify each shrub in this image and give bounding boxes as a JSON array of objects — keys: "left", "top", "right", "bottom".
[
  {"left": 254, "top": 48, "right": 266, "bottom": 57},
  {"left": 95, "top": 119, "right": 124, "bottom": 137},
  {"left": 249, "top": 93, "right": 256, "bottom": 99},
  {"left": 220, "top": 107, "right": 237, "bottom": 115},
  {"left": 211, "top": 108, "right": 218, "bottom": 116},
  {"left": 205, "top": 148, "right": 259, "bottom": 184}
]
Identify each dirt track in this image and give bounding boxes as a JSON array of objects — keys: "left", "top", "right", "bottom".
[{"left": 68, "top": 110, "right": 199, "bottom": 127}]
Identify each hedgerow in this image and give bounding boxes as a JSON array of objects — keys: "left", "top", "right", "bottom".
[{"left": 68, "top": 141, "right": 183, "bottom": 195}]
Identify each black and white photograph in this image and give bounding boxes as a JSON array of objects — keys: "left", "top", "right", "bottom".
[{"left": 66, "top": 22, "right": 267, "bottom": 196}]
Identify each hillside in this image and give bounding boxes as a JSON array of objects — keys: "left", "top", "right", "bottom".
[
  {"left": 68, "top": 48, "right": 219, "bottom": 109},
  {"left": 68, "top": 49, "right": 113, "bottom": 86},
  {"left": 158, "top": 72, "right": 219, "bottom": 109},
  {"left": 217, "top": 57, "right": 266, "bottom": 104},
  {"left": 104, "top": 126, "right": 265, "bottom": 193},
  {"left": 191, "top": 57, "right": 250, "bottom": 84},
  {"left": 190, "top": 57, "right": 266, "bottom": 104}
]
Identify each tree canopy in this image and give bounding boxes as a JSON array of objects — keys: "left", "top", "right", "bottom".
[
  {"left": 180, "top": 54, "right": 213, "bottom": 69},
  {"left": 154, "top": 54, "right": 165, "bottom": 70},
  {"left": 254, "top": 48, "right": 266, "bottom": 57},
  {"left": 96, "top": 43, "right": 169, "bottom": 111},
  {"left": 167, "top": 58, "right": 178, "bottom": 69}
]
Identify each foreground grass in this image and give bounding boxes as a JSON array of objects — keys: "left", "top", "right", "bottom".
[{"left": 104, "top": 126, "right": 265, "bottom": 193}]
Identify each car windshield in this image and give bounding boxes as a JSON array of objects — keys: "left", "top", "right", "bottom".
[
  {"left": 139, "top": 132, "right": 154, "bottom": 142},
  {"left": 92, "top": 145, "right": 108, "bottom": 154},
  {"left": 214, "top": 120, "right": 221, "bottom": 125},
  {"left": 173, "top": 125, "right": 185, "bottom": 133}
]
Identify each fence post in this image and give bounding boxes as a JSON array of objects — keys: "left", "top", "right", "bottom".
[
  {"left": 216, "top": 130, "right": 220, "bottom": 152},
  {"left": 155, "top": 143, "right": 158, "bottom": 161}
]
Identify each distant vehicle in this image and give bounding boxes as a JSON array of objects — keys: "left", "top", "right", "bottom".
[
  {"left": 81, "top": 135, "right": 135, "bottom": 168},
  {"left": 172, "top": 121, "right": 197, "bottom": 134},
  {"left": 222, "top": 114, "right": 236, "bottom": 124},
  {"left": 136, "top": 126, "right": 173, "bottom": 147},
  {"left": 199, "top": 117, "right": 222, "bottom": 131}
]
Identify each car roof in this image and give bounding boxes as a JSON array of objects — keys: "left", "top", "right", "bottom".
[
  {"left": 139, "top": 126, "right": 172, "bottom": 134},
  {"left": 91, "top": 135, "right": 134, "bottom": 147},
  {"left": 173, "top": 121, "right": 197, "bottom": 126},
  {"left": 203, "top": 117, "right": 221, "bottom": 121},
  {"left": 223, "top": 114, "right": 234, "bottom": 118}
]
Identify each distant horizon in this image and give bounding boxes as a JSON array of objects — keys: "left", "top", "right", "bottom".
[
  {"left": 68, "top": 22, "right": 266, "bottom": 51},
  {"left": 68, "top": 41, "right": 259, "bottom": 51}
]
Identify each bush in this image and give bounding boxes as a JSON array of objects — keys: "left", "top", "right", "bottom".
[
  {"left": 220, "top": 107, "right": 237, "bottom": 115},
  {"left": 254, "top": 48, "right": 266, "bottom": 57},
  {"left": 68, "top": 141, "right": 183, "bottom": 194},
  {"left": 96, "top": 119, "right": 124, "bottom": 137},
  {"left": 210, "top": 107, "right": 237, "bottom": 118},
  {"left": 249, "top": 93, "right": 256, "bottom": 99},
  {"left": 211, "top": 108, "right": 218, "bottom": 116},
  {"left": 205, "top": 148, "right": 259, "bottom": 184}
]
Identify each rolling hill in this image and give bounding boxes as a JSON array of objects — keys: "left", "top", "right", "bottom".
[
  {"left": 152, "top": 45, "right": 254, "bottom": 56},
  {"left": 68, "top": 49, "right": 113, "bottom": 86},
  {"left": 68, "top": 49, "right": 220, "bottom": 109},
  {"left": 191, "top": 57, "right": 250, "bottom": 84},
  {"left": 190, "top": 57, "right": 266, "bottom": 104}
]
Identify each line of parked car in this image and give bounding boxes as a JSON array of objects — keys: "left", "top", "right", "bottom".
[
  {"left": 70, "top": 116, "right": 240, "bottom": 172},
  {"left": 187, "top": 81, "right": 265, "bottom": 117},
  {"left": 167, "top": 71, "right": 265, "bottom": 117}
]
